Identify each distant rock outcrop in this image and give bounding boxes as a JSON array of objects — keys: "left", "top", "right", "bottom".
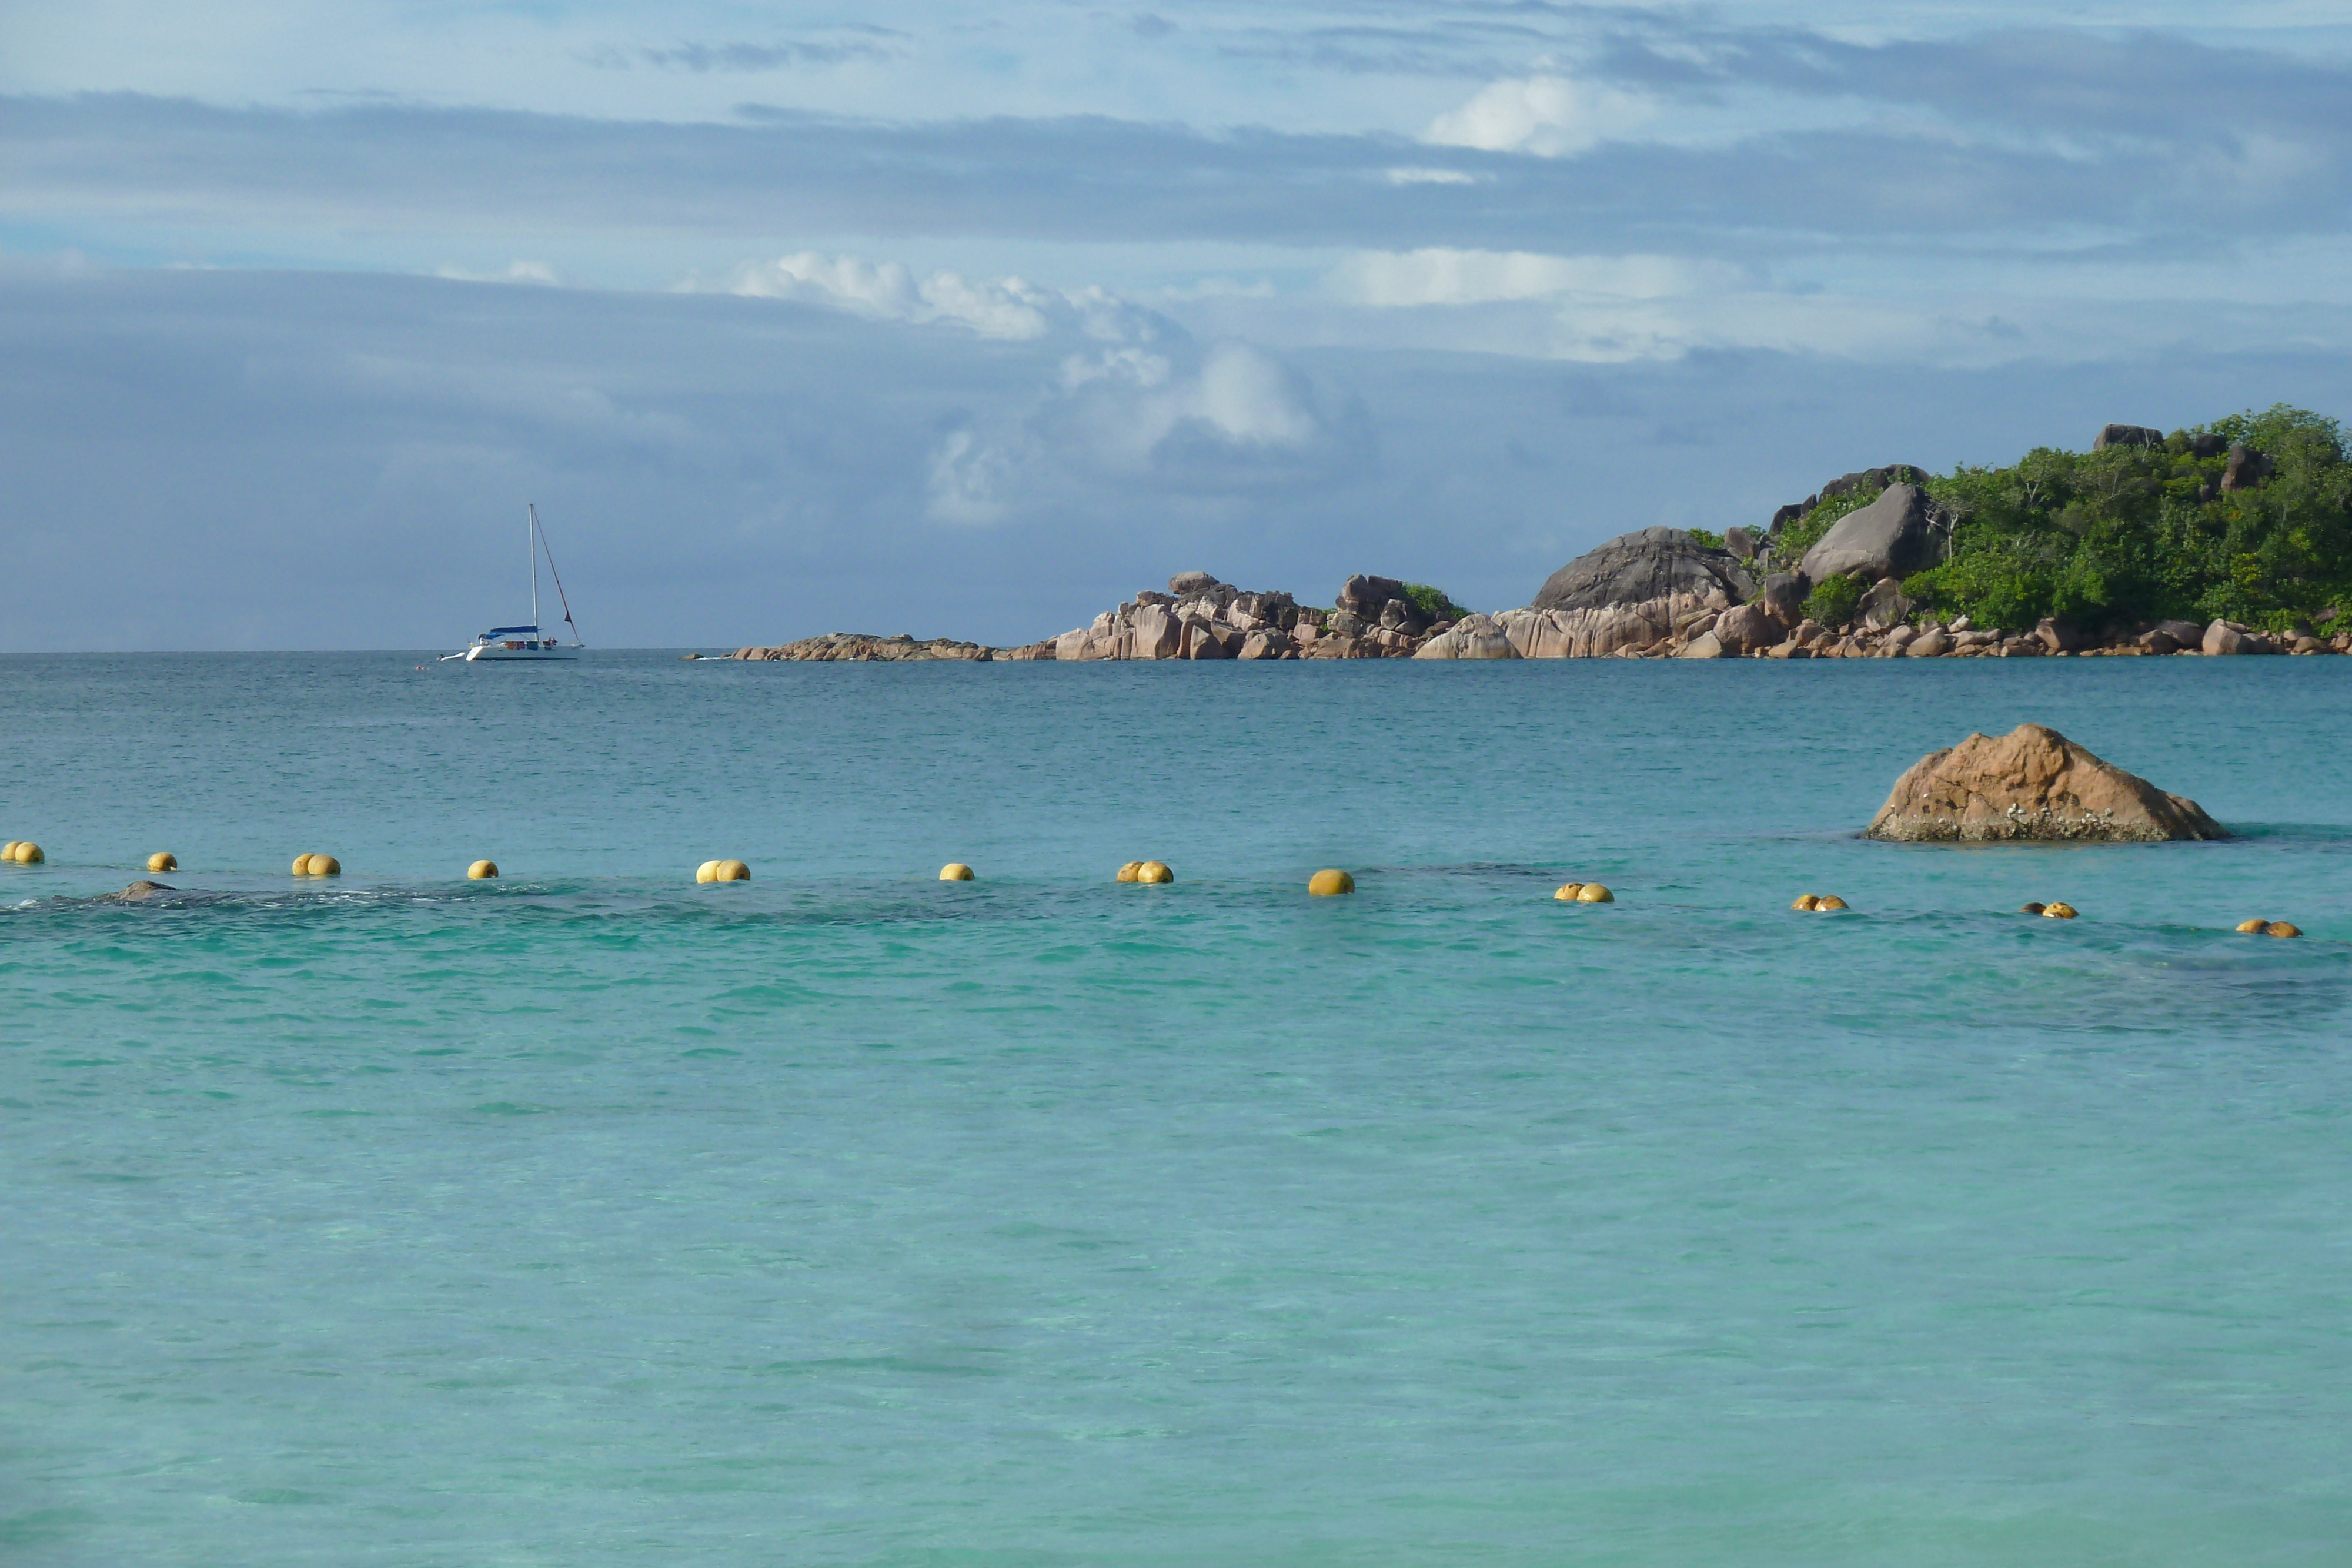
[
  {"left": 1819, "top": 463, "right": 1928, "bottom": 500},
  {"left": 1865, "top": 723, "right": 2227, "bottom": 842},
  {"left": 1798, "top": 483, "right": 1942, "bottom": 585},
  {"left": 1760, "top": 464, "right": 1927, "bottom": 559},
  {"left": 2093, "top": 423, "right": 2165, "bottom": 450},
  {"left": 1530, "top": 527, "right": 1756, "bottom": 613},
  {"left": 1051, "top": 571, "right": 1448, "bottom": 660},
  {"left": 732, "top": 633, "right": 1007, "bottom": 661},
  {"left": 2221, "top": 443, "right": 2275, "bottom": 493}
]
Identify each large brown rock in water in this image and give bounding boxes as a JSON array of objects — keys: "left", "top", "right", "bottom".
[{"left": 1866, "top": 724, "right": 2226, "bottom": 842}]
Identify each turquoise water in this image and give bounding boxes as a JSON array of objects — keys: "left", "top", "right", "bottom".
[{"left": 5, "top": 653, "right": 2351, "bottom": 1566}]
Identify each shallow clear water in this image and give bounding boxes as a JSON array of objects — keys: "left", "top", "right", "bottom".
[{"left": 5, "top": 652, "right": 2350, "bottom": 1566}]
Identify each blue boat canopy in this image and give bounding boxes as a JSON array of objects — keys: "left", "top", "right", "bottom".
[{"left": 483, "top": 626, "right": 542, "bottom": 637}]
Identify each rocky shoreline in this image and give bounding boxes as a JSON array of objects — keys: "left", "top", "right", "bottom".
[
  {"left": 728, "top": 423, "right": 2350, "bottom": 663},
  {"left": 731, "top": 560, "right": 2347, "bottom": 664}
]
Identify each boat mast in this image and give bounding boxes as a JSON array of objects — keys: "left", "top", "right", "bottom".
[{"left": 528, "top": 503, "right": 543, "bottom": 637}]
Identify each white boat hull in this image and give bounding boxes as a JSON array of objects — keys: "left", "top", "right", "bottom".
[{"left": 457, "top": 644, "right": 581, "bottom": 661}]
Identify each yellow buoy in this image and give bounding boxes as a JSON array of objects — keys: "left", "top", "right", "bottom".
[
  {"left": 148, "top": 851, "right": 178, "bottom": 872},
  {"left": 2020, "top": 902, "right": 2046, "bottom": 915},
  {"left": 309, "top": 854, "right": 342, "bottom": 877},
  {"left": 1308, "top": 868, "right": 1354, "bottom": 896},
  {"left": 713, "top": 859, "right": 750, "bottom": 882},
  {"left": 14, "top": 841, "right": 44, "bottom": 864},
  {"left": 1, "top": 842, "right": 16, "bottom": 860},
  {"left": 940, "top": 862, "right": 975, "bottom": 881},
  {"left": 1815, "top": 895, "right": 1847, "bottom": 911},
  {"left": 2267, "top": 921, "right": 2303, "bottom": 938},
  {"left": 468, "top": 860, "right": 499, "bottom": 880},
  {"left": 2235, "top": 917, "right": 2269, "bottom": 934},
  {"left": 291, "top": 854, "right": 315, "bottom": 876},
  {"left": 1575, "top": 884, "right": 1613, "bottom": 903},
  {"left": 1115, "top": 861, "right": 1144, "bottom": 882},
  {"left": 1137, "top": 861, "right": 1174, "bottom": 884},
  {"left": 1555, "top": 882, "right": 1585, "bottom": 901},
  {"left": 696, "top": 860, "right": 720, "bottom": 883},
  {"left": 1790, "top": 894, "right": 1820, "bottom": 911},
  {"left": 2042, "top": 901, "right": 2077, "bottom": 919}
]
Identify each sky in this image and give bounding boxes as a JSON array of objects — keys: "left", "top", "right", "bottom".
[{"left": 5, "top": 1, "right": 2352, "bottom": 649}]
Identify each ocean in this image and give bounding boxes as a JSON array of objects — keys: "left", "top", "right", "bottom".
[{"left": 5, "top": 651, "right": 2350, "bottom": 1566}]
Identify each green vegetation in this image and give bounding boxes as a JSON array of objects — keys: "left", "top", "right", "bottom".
[
  {"left": 1800, "top": 573, "right": 1863, "bottom": 628},
  {"left": 1402, "top": 582, "right": 1472, "bottom": 621},
  {"left": 1684, "top": 527, "right": 1725, "bottom": 550},
  {"left": 1782, "top": 406, "right": 2352, "bottom": 633}
]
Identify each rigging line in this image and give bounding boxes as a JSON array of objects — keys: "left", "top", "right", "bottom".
[{"left": 536, "top": 510, "right": 586, "bottom": 645}]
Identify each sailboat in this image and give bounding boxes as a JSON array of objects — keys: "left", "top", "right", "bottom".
[{"left": 442, "top": 504, "right": 586, "bottom": 661}]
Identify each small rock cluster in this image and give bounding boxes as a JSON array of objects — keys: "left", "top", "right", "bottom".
[
  {"left": 730, "top": 632, "right": 1045, "bottom": 662},
  {"left": 1777, "top": 593, "right": 2346, "bottom": 660},
  {"left": 1417, "top": 576, "right": 1812, "bottom": 660},
  {"left": 731, "top": 573, "right": 1460, "bottom": 663},
  {"left": 1051, "top": 571, "right": 1456, "bottom": 661}
]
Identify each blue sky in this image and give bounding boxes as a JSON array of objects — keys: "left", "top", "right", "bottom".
[{"left": 6, "top": 1, "right": 2352, "bottom": 648}]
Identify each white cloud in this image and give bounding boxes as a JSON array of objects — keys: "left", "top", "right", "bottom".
[
  {"left": 708, "top": 252, "right": 1166, "bottom": 343},
  {"left": 1061, "top": 346, "right": 1172, "bottom": 391},
  {"left": 1424, "top": 73, "right": 1656, "bottom": 156},
  {"left": 697, "top": 250, "right": 1352, "bottom": 519},
  {"left": 1048, "top": 340, "right": 1330, "bottom": 468},
  {"left": 1382, "top": 166, "right": 1482, "bottom": 186},
  {"left": 1189, "top": 342, "right": 1320, "bottom": 445},
  {"left": 1315, "top": 246, "right": 1950, "bottom": 363},
  {"left": 717, "top": 252, "right": 1049, "bottom": 337},
  {"left": 924, "top": 338, "right": 1359, "bottom": 521},
  {"left": 433, "top": 259, "right": 565, "bottom": 286},
  {"left": 925, "top": 428, "right": 1011, "bottom": 524},
  {"left": 1331, "top": 249, "right": 1735, "bottom": 307}
]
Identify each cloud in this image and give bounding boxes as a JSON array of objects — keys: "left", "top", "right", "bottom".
[
  {"left": 716, "top": 253, "right": 1053, "bottom": 339},
  {"left": 926, "top": 427, "right": 1011, "bottom": 524},
  {"left": 704, "top": 251, "right": 1172, "bottom": 346},
  {"left": 927, "top": 338, "right": 1371, "bottom": 520},
  {"left": 18, "top": 35, "right": 2344, "bottom": 275},
  {"left": 700, "top": 250, "right": 1360, "bottom": 521},
  {"left": 583, "top": 36, "right": 902, "bottom": 73},
  {"left": 1425, "top": 72, "right": 1656, "bottom": 156},
  {"left": 1383, "top": 166, "right": 1482, "bottom": 186},
  {"left": 1060, "top": 340, "right": 1329, "bottom": 459},
  {"left": 1593, "top": 24, "right": 2352, "bottom": 149},
  {"left": 433, "top": 260, "right": 565, "bottom": 286},
  {"left": 1331, "top": 249, "right": 1738, "bottom": 308},
  {"left": 8, "top": 59, "right": 2352, "bottom": 273}
]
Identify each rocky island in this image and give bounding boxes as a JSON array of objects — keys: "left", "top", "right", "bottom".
[
  {"left": 730, "top": 407, "right": 2352, "bottom": 661},
  {"left": 1866, "top": 724, "right": 2227, "bottom": 842}
]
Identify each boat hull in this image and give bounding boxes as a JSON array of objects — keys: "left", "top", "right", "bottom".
[{"left": 440, "top": 646, "right": 583, "bottom": 662}]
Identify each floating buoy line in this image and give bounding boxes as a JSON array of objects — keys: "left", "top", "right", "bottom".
[{"left": 0, "top": 840, "right": 2328, "bottom": 938}]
